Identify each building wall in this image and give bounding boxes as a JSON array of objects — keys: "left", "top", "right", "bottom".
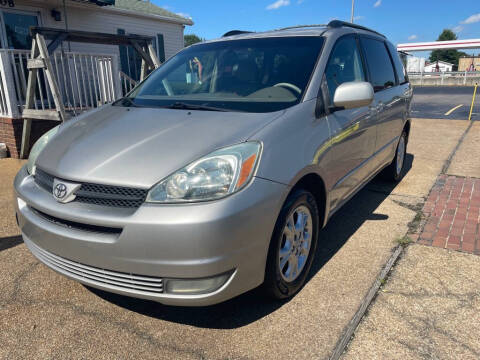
[
  {"left": 2, "top": 0, "right": 186, "bottom": 59},
  {"left": 0, "top": 117, "right": 57, "bottom": 158},
  {"left": 406, "top": 56, "right": 425, "bottom": 73},
  {"left": 459, "top": 57, "right": 480, "bottom": 72}
]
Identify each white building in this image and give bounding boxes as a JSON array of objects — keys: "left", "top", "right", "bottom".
[
  {"left": 406, "top": 55, "right": 425, "bottom": 73},
  {"left": 0, "top": 0, "right": 193, "bottom": 79},
  {"left": 0, "top": 0, "right": 193, "bottom": 157},
  {"left": 424, "top": 60, "right": 454, "bottom": 72}
]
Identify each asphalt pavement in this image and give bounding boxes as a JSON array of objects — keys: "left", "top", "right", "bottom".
[{"left": 411, "top": 86, "right": 479, "bottom": 120}]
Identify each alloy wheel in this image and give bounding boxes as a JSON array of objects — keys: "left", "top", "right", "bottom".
[{"left": 278, "top": 205, "right": 313, "bottom": 282}]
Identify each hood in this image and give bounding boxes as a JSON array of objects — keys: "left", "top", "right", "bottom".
[{"left": 36, "top": 105, "right": 282, "bottom": 188}]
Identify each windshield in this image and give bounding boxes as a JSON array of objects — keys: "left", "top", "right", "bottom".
[{"left": 121, "top": 36, "right": 324, "bottom": 113}]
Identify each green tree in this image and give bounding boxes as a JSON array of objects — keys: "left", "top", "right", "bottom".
[
  {"left": 184, "top": 34, "right": 203, "bottom": 47},
  {"left": 429, "top": 29, "right": 467, "bottom": 70}
]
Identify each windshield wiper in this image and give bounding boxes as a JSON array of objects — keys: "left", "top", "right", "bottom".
[
  {"left": 117, "top": 97, "right": 144, "bottom": 108},
  {"left": 163, "top": 102, "right": 229, "bottom": 112}
]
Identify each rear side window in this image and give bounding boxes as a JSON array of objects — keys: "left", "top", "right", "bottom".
[
  {"left": 325, "top": 36, "right": 366, "bottom": 102},
  {"left": 386, "top": 42, "right": 407, "bottom": 84},
  {"left": 361, "top": 38, "right": 396, "bottom": 92}
]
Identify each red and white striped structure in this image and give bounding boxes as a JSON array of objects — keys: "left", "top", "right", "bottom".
[{"left": 397, "top": 39, "right": 480, "bottom": 52}]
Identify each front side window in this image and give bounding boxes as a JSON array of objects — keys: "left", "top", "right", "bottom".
[
  {"left": 361, "top": 38, "right": 396, "bottom": 92},
  {"left": 122, "top": 37, "right": 324, "bottom": 113},
  {"left": 325, "top": 36, "right": 365, "bottom": 102}
]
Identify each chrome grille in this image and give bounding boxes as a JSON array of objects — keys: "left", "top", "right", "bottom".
[
  {"left": 30, "top": 206, "right": 122, "bottom": 235},
  {"left": 26, "top": 239, "right": 164, "bottom": 294},
  {"left": 34, "top": 168, "right": 147, "bottom": 208},
  {"left": 35, "top": 168, "right": 54, "bottom": 192}
]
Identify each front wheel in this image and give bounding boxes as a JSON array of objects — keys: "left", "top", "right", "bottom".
[
  {"left": 383, "top": 131, "right": 407, "bottom": 182},
  {"left": 264, "top": 189, "right": 319, "bottom": 300}
]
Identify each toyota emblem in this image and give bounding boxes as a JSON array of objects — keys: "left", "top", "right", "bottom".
[
  {"left": 54, "top": 183, "right": 67, "bottom": 199},
  {"left": 52, "top": 178, "right": 80, "bottom": 203}
]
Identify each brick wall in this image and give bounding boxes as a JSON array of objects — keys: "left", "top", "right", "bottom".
[{"left": 0, "top": 117, "right": 58, "bottom": 158}]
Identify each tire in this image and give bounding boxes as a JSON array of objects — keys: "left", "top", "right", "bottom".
[
  {"left": 383, "top": 131, "right": 407, "bottom": 182},
  {"left": 264, "top": 189, "right": 319, "bottom": 300}
]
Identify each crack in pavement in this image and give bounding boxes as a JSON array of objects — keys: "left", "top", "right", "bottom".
[{"left": 4, "top": 261, "right": 40, "bottom": 303}]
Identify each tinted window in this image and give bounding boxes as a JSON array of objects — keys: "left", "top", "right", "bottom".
[
  {"left": 123, "top": 37, "right": 324, "bottom": 113},
  {"left": 386, "top": 42, "right": 407, "bottom": 84},
  {"left": 361, "top": 38, "right": 396, "bottom": 91},
  {"left": 325, "top": 36, "right": 365, "bottom": 102}
]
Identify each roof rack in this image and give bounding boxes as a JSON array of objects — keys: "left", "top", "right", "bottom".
[
  {"left": 221, "top": 21, "right": 385, "bottom": 39},
  {"left": 327, "top": 20, "right": 386, "bottom": 38},
  {"left": 278, "top": 24, "right": 327, "bottom": 31},
  {"left": 222, "top": 30, "right": 253, "bottom": 37}
]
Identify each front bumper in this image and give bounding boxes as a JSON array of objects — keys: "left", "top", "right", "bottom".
[{"left": 14, "top": 166, "right": 288, "bottom": 306}]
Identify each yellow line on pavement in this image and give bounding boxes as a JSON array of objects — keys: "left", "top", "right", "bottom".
[{"left": 444, "top": 104, "right": 463, "bottom": 116}]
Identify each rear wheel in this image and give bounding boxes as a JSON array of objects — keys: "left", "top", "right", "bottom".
[
  {"left": 383, "top": 131, "right": 407, "bottom": 182},
  {"left": 264, "top": 189, "right": 319, "bottom": 299}
]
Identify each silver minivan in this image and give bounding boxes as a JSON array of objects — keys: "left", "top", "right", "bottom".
[{"left": 14, "top": 21, "right": 412, "bottom": 306}]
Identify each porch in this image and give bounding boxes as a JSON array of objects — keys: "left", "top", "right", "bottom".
[
  {"left": 0, "top": 48, "right": 136, "bottom": 158},
  {"left": 0, "top": 0, "right": 189, "bottom": 158}
]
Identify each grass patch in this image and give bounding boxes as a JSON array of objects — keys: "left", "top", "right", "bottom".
[
  {"left": 396, "top": 235, "right": 414, "bottom": 247},
  {"left": 391, "top": 199, "right": 425, "bottom": 234},
  {"left": 408, "top": 211, "right": 424, "bottom": 233}
]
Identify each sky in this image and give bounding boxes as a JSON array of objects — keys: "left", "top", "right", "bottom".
[{"left": 154, "top": 0, "right": 480, "bottom": 58}]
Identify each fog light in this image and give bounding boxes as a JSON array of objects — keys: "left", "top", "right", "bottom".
[{"left": 165, "top": 272, "right": 232, "bottom": 295}]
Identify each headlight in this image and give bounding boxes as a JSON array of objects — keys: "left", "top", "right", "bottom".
[
  {"left": 26, "top": 126, "right": 59, "bottom": 175},
  {"left": 146, "top": 142, "right": 261, "bottom": 203}
]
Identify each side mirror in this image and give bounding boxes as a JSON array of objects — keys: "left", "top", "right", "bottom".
[{"left": 333, "top": 81, "right": 374, "bottom": 110}]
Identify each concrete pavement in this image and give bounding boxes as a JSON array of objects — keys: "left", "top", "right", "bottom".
[
  {"left": 0, "top": 118, "right": 473, "bottom": 359},
  {"left": 343, "top": 244, "right": 480, "bottom": 360},
  {"left": 343, "top": 119, "right": 480, "bottom": 359},
  {"left": 392, "top": 119, "right": 468, "bottom": 197},
  {"left": 447, "top": 122, "right": 480, "bottom": 178}
]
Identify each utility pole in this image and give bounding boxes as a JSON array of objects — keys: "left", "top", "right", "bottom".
[{"left": 351, "top": 0, "right": 355, "bottom": 23}]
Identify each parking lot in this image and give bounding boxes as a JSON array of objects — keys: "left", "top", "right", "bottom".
[
  {"left": 1, "top": 98, "right": 480, "bottom": 359},
  {"left": 411, "top": 86, "right": 479, "bottom": 120}
]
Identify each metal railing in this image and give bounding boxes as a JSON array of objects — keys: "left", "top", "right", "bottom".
[
  {"left": 0, "top": 49, "right": 122, "bottom": 118},
  {"left": 119, "top": 71, "right": 137, "bottom": 96},
  {"left": 408, "top": 71, "right": 480, "bottom": 86},
  {"left": 0, "top": 62, "right": 10, "bottom": 116}
]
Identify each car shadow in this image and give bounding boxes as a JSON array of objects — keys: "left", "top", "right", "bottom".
[
  {"left": 89, "top": 154, "right": 414, "bottom": 329},
  {"left": 0, "top": 235, "right": 23, "bottom": 252}
]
